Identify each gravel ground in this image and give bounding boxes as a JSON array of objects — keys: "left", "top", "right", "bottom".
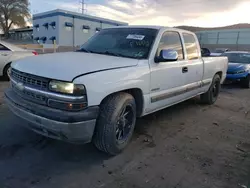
[{"left": 0, "top": 81, "right": 250, "bottom": 188}]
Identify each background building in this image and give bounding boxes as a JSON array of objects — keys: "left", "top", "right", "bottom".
[
  {"left": 196, "top": 28, "right": 250, "bottom": 51},
  {"left": 177, "top": 24, "right": 250, "bottom": 51},
  {"left": 9, "top": 27, "right": 33, "bottom": 42},
  {"left": 0, "top": 27, "right": 33, "bottom": 44},
  {"left": 32, "top": 9, "right": 128, "bottom": 47}
]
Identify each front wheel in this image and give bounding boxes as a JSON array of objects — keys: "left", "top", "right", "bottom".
[
  {"left": 200, "top": 74, "right": 221, "bottom": 105},
  {"left": 93, "top": 92, "right": 136, "bottom": 155},
  {"left": 3, "top": 63, "right": 11, "bottom": 81}
]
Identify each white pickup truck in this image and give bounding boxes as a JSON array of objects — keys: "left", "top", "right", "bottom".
[{"left": 5, "top": 26, "right": 228, "bottom": 155}]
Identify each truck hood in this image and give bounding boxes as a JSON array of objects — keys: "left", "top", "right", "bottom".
[
  {"left": 228, "top": 63, "right": 249, "bottom": 71},
  {"left": 12, "top": 52, "right": 139, "bottom": 81}
]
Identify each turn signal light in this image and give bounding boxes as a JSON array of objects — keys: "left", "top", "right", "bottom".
[{"left": 48, "top": 99, "right": 87, "bottom": 111}]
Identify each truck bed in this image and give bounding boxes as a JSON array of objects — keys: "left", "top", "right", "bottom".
[{"left": 202, "top": 56, "right": 228, "bottom": 84}]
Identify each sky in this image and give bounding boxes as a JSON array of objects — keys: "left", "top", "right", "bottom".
[{"left": 29, "top": 0, "right": 250, "bottom": 27}]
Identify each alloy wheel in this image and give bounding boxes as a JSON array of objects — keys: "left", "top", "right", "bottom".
[{"left": 116, "top": 104, "right": 135, "bottom": 144}]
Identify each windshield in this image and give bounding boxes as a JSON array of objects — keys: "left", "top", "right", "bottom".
[
  {"left": 79, "top": 28, "right": 158, "bottom": 59},
  {"left": 221, "top": 53, "right": 250, "bottom": 64}
]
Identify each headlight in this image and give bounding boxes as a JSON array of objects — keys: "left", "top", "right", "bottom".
[
  {"left": 48, "top": 80, "right": 87, "bottom": 111},
  {"left": 49, "top": 80, "right": 86, "bottom": 96}
]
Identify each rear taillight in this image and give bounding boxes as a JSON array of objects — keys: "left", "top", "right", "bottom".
[{"left": 32, "top": 51, "right": 38, "bottom": 55}]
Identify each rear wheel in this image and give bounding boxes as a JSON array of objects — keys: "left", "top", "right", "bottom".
[
  {"left": 241, "top": 75, "right": 250, "bottom": 88},
  {"left": 93, "top": 92, "right": 136, "bottom": 155},
  {"left": 200, "top": 74, "right": 221, "bottom": 105},
  {"left": 3, "top": 63, "right": 11, "bottom": 81}
]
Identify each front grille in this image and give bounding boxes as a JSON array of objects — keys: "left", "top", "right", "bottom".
[
  {"left": 12, "top": 83, "right": 47, "bottom": 105},
  {"left": 227, "top": 71, "right": 234, "bottom": 74},
  {"left": 11, "top": 69, "right": 49, "bottom": 105},
  {"left": 11, "top": 69, "right": 49, "bottom": 90}
]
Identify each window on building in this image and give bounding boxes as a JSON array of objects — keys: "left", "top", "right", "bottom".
[
  {"left": 65, "top": 22, "right": 73, "bottom": 31},
  {"left": 157, "top": 31, "right": 184, "bottom": 60},
  {"left": 34, "top": 37, "right": 40, "bottom": 43},
  {"left": 50, "top": 36, "right": 56, "bottom": 44},
  {"left": 43, "top": 23, "right": 49, "bottom": 30},
  {"left": 50, "top": 22, "right": 56, "bottom": 29},
  {"left": 34, "top": 37, "right": 39, "bottom": 40},
  {"left": 183, "top": 33, "right": 199, "bottom": 60},
  {"left": 82, "top": 25, "right": 90, "bottom": 33},
  {"left": 50, "top": 36, "right": 56, "bottom": 40},
  {"left": 40, "top": 36, "right": 47, "bottom": 44},
  {"left": 34, "top": 24, "right": 39, "bottom": 31},
  {"left": 96, "top": 27, "right": 101, "bottom": 33}
]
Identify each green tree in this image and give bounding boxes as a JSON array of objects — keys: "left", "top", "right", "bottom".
[{"left": 0, "top": 0, "right": 30, "bottom": 37}]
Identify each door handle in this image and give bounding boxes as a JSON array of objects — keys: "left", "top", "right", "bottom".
[
  {"left": 182, "top": 67, "right": 188, "bottom": 73},
  {"left": 1, "top": 54, "right": 8, "bottom": 56}
]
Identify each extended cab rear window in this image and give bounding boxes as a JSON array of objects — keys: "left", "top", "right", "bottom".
[{"left": 183, "top": 33, "right": 199, "bottom": 60}]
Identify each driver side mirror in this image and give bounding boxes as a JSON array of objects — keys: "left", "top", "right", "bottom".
[{"left": 155, "top": 49, "right": 178, "bottom": 63}]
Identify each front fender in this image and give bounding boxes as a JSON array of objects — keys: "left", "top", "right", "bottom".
[{"left": 73, "top": 64, "right": 150, "bottom": 106}]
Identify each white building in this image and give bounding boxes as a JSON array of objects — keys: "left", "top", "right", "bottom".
[{"left": 33, "top": 9, "right": 128, "bottom": 46}]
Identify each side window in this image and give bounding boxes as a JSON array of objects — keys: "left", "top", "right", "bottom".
[
  {"left": 183, "top": 33, "right": 199, "bottom": 60},
  {"left": 157, "top": 31, "right": 184, "bottom": 60},
  {"left": 0, "top": 44, "right": 9, "bottom": 51}
]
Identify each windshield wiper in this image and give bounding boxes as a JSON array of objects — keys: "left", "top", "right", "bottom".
[
  {"left": 104, "top": 51, "right": 121, "bottom": 57},
  {"left": 93, "top": 51, "right": 121, "bottom": 57},
  {"left": 77, "top": 50, "right": 133, "bottom": 58},
  {"left": 77, "top": 50, "right": 120, "bottom": 57},
  {"left": 96, "top": 51, "right": 133, "bottom": 58},
  {"left": 76, "top": 48, "right": 92, "bottom": 53}
]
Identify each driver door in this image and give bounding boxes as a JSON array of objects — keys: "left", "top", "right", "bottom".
[{"left": 147, "top": 31, "right": 188, "bottom": 113}]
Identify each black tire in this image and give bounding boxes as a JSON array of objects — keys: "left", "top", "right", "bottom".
[
  {"left": 241, "top": 75, "right": 250, "bottom": 88},
  {"left": 200, "top": 74, "right": 221, "bottom": 105},
  {"left": 93, "top": 92, "right": 136, "bottom": 155},
  {"left": 3, "top": 63, "right": 11, "bottom": 81}
]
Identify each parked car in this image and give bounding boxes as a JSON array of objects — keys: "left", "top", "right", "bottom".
[
  {"left": 0, "top": 41, "right": 38, "bottom": 80},
  {"left": 5, "top": 26, "right": 228, "bottom": 155},
  {"left": 221, "top": 51, "right": 250, "bottom": 88},
  {"left": 211, "top": 48, "right": 230, "bottom": 56}
]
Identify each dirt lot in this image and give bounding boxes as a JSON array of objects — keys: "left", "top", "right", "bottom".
[{"left": 0, "top": 81, "right": 250, "bottom": 188}]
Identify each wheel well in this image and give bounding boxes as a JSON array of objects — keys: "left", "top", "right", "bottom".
[
  {"left": 102, "top": 88, "right": 144, "bottom": 117},
  {"left": 216, "top": 71, "right": 222, "bottom": 79},
  {"left": 3, "top": 62, "right": 11, "bottom": 75},
  {"left": 126, "top": 88, "right": 144, "bottom": 117}
]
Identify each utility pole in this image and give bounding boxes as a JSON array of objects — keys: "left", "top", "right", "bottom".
[{"left": 80, "top": 0, "right": 86, "bottom": 14}]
